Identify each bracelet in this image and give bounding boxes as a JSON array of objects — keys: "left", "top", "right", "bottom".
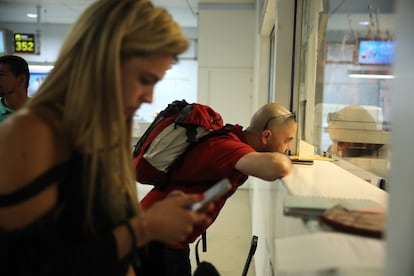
[{"left": 125, "top": 220, "right": 137, "bottom": 251}]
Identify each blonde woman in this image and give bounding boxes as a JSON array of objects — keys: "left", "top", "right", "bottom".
[{"left": 0, "top": 0, "right": 210, "bottom": 275}]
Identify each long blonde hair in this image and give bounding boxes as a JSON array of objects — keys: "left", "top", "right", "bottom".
[{"left": 27, "top": 0, "right": 188, "bottom": 231}]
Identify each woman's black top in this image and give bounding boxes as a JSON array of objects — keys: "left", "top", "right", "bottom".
[{"left": 0, "top": 151, "right": 135, "bottom": 275}]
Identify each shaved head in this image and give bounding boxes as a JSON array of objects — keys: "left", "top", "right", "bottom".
[
  {"left": 244, "top": 102, "right": 297, "bottom": 154},
  {"left": 248, "top": 103, "right": 293, "bottom": 132}
]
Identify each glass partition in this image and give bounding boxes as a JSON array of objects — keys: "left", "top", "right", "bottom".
[{"left": 296, "top": 0, "right": 395, "bottom": 183}]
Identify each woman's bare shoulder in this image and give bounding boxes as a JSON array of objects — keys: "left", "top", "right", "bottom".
[
  {"left": 0, "top": 107, "right": 60, "bottom": 149},
  {"left": 0, "top": 108, "right": 68, "bottom": 193}
]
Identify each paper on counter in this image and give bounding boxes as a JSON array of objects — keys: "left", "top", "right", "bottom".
[{"left": 274, "top": 232, "right": 384, "bottom": 273}]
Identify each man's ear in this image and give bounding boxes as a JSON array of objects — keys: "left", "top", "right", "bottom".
[
  {"left": 17, "top": 74, "right": 27, "bottom": 89},
  {"left": 261, "top": 129, "right": 272, "bottom": 145}
]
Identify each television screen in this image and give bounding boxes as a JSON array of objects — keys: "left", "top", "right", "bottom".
[
  {"left": 27, "top": 65, "right": 54, "bottom": 96},
  {"left": 28, "top": 72, "right": 49, "bottom": 96},
  {"left": 358, "top": 40, "right": 395, "bottom": 65}
]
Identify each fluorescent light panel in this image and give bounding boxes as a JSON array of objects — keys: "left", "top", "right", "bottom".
[
  {"left": 348, "top": 73, "right": 394, "bottom": 79},
  {"left": 29, "top": 65, "right": 54, "bottom": 73}
]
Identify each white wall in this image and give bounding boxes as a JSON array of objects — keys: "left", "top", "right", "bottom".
[
  {"left": 197, "top": 4, "right": 255, "bottom": 128},
  {"left": 385, "top": 0, "right": 414, "bottom": 274}
]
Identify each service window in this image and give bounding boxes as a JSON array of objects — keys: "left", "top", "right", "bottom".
[{"left": 295, "top": 0, "right": 395, "bottom": 183}]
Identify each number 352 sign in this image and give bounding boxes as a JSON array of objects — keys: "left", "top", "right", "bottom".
[{"left": 14, "top": 33, "right": 36, "bottom": 54}]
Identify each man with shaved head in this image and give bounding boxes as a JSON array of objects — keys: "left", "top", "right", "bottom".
[
  {"left": 140, "top": 102, "right": 297, "bottom": 276},
  {"left": 245, "top": 102, "right": 297, "bottom": 158}
]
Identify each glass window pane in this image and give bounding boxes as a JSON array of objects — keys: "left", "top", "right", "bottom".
[{"left": 297, "top": 0, "right": 395, "bottom": 182}]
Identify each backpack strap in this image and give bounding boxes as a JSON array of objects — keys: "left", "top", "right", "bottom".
[
  {"left": 154, "top": 124, "right": 238, "bottom": 190},
  {"left": 0, "top": 161, "right": 70, "bottom": 207},
  {"left": 166, "top": 126, "right": 231, "bottom": 173},
  {"left": 195, "top": 231, "right": 208, "bottom": 265}
]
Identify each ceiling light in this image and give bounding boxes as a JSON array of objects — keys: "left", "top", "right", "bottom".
[
  {"left": 348, "top": 70, "right": 394, "bottom": 79},
  {"left": 348, "top": 73, "right": 394, "bottom": 79},
  {"left": 26, "top": 13, "right": 38, "bottom": 18},
  {"left": 359, "top": 21, "right": 370, "bottom": 26},
  {"left": 29, "top": 65, "right": 54, "bottom": 73}
]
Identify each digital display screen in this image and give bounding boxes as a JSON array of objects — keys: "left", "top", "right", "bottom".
[
  {"left": 358, "top": 40, "right": 395, "bottom": 65},
  {"left": 14, "top": 33, "right": 35, "bottom": 54},
  {"left": 28, "top": 72, "right": 48, "bottom": 96}
]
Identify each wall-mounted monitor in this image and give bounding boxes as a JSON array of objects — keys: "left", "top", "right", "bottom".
[
  {"left": 28, "top": 65, "right": 54, "bottom": 96},
  {"left": 357, "top": 40, "right": 395, "bottom": 65},
  {"left": 28, "top": 72, "right": 48, "bottom": 96},
  {"left": 0, "top": 28, "right": 14, "bottom": 55}
]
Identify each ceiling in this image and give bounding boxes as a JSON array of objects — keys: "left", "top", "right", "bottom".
[
  {"left": 0, "top": 0, "right": 394, "bottom": 36},
  {"left": 0, "top": 0, "right": 255, "bottom": 28}
]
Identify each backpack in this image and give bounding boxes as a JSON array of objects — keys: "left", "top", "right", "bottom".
[{"left": 132, "top": 99, "right": 228, "bottom": 189}]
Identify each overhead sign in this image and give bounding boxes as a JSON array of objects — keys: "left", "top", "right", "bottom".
[{"left": 14, "top": 33, "right": 35, "bottom": 54}]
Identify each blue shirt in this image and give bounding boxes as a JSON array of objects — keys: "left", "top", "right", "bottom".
[{"left": 0, "top": 98, "right": 14, "bottom": 122}]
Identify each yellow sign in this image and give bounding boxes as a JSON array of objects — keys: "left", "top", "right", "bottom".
[{"left": 14, "top": 33, "right": 35, "bottom": 54}]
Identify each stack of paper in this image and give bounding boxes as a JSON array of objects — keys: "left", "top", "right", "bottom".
[{"left": 283, "top": 195, "right": 383, "bottom": 216}]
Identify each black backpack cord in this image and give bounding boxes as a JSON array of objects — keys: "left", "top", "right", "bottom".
[{"left": 195, "top": 231, "right": 208, "bottom": 266}]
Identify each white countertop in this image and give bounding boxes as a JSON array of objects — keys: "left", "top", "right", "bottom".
[
  {"left": 272, "top": 160, "right": 388, "bottom": 275},
  {"left": 282, "top": 160, "right": 388, "bottom": 207}
]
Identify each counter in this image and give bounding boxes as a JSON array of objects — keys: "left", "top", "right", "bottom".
[{"left": 251, "top": 160, "right": 388, "bottom": 276}]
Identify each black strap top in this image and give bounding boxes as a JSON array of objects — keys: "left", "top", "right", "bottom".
[
  {"left": 0, "top": 161, "right": 70, "bottom": 207},
  {"left": 0, "top": 152, "right": 133, "bottom": 275}
]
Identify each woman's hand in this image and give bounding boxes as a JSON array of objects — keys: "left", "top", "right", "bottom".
[{"left": 141, "top": 191, "right": 212, "bottom": 244}]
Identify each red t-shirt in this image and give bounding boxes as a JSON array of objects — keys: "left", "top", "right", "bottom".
[{"left": 140, "top": 125, "right": 255, "bottom": 248}]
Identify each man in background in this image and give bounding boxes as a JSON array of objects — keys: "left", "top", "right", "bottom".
[
  {"left": 0, "top": 55, "right": 30, "bottom": 122},
  {"left": 140, "top": 102, "right": 297, "bottom": 275}
]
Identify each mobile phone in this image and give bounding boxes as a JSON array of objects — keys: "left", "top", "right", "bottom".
[
  {"left": 190, "top": 178, "right": 232, "bottom": 212},
  {"left": 289, "top": 158, "right": 314, "bottom": 165}
]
